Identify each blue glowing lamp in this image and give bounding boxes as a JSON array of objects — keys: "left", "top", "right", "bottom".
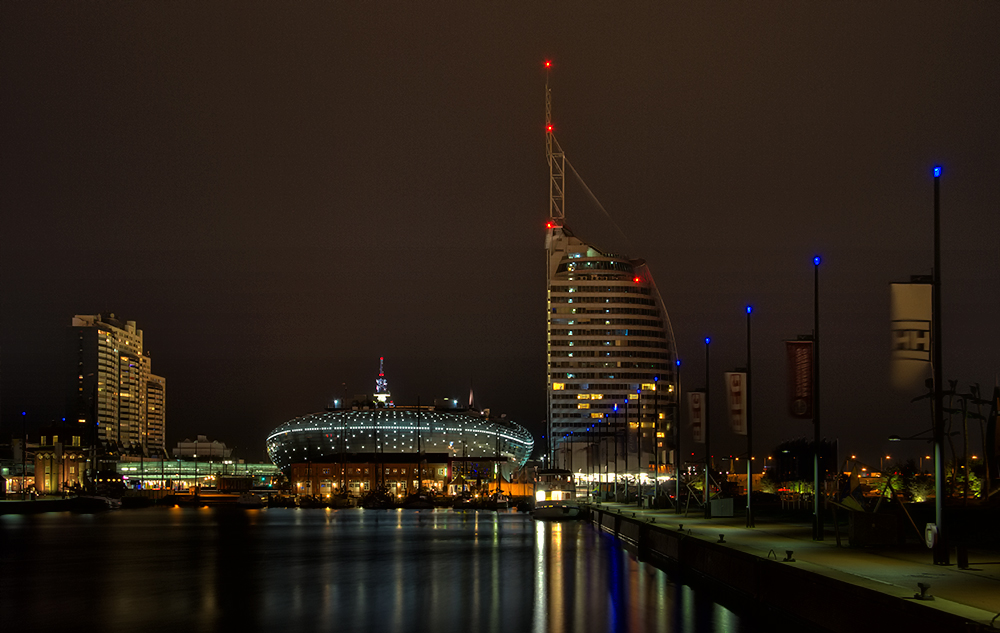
[
  {"left": 614, "top": 404, "right": 618, "bottom": 412},
  {"left": 676, "top": 359, "right": 681, "bottom": 366},
  {"left": 705, "top": 337, "right": 711, "bottom": 345},
  {"left": 813, "top": 256, "right": 821, "bottom": 266},
  {"left": 746, "top": 305, "right": 752, "bottom": 314},
  {"left": 933, "top": 166, "right": 942, "bottom": 178}
]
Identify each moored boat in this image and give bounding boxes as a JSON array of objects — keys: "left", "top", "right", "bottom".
[
  {"left": 487, "top": 492, "right": 510, "bottom": 510},
  {"left": 72, "top": 495, "right": 122, "bottom": 512},
  {"left": 236, "top": 492, "right": 266, "bottom": 508},
  {"left": 532, "top": 469, "right": 581, "bottom": 520},
  {"left": 330, "top": 493, "right": 358, "bottom": 508},
  {"left": 359, "top": 486, "right": 397, "bottom": 509},
  {"left": 452, "top": 492, "right": 475, "bottom": 510},
  {"left": 400, "top": 491, "right": 435, "bottom": 509}
]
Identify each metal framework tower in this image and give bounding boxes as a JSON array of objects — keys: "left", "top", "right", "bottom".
[{"left": 545, "top": 61, "right": 565, "bottom": 225}]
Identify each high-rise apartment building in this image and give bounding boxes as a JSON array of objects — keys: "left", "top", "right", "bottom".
[
  {"left": 546, "top": 228, "right": 678, "bottom": 471},
  {"left": 70, "top": 313, "right": 166, "bottom": 455}
]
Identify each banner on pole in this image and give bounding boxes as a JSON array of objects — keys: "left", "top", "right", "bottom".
[
  {"left": 688, "top": 391, "right": 705, "bottom": 443},
  {"left": 725, "top": 372, "right": 747, "bottom": 435},
  {"left": 890, "top": 281, "right": 932, "bottom": 391},
  {"left": 785, "top": 341, "right": 814, "bottom": 419}
]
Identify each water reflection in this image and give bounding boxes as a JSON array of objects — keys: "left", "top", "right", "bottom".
[{"left": 1, "top": 508, "right": 792, "bottom": 632}]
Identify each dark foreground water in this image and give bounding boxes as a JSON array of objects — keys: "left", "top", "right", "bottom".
[{"left": 1, "top": 508, "right": 804, "bottom": 633}]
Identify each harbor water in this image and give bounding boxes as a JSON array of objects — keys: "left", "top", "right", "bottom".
[{"left": 1, "top": 507, "right": 810, "bottom": 632}]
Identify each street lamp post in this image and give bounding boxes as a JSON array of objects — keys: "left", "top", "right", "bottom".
[
  {"left": 654, "top": 375, "right": 660, "bottom": 502},
  {"left": 21, "top": 411, "right": 27, "bottom": 499},
  {"left": 675, "top": 359, "right": 682, "bottom": 515},
  {"left": 931, "top": 164, "right": 948, "bottom": 565},
  {"left": 613, "top": 404, "right": 619, "bottom": 499},
  {"left": 704, "top": 337, "right": 712, "bottom": 518},
  {"left": 813, "top": 255, "right": 823, "bottom": 541},
  {"left": 637, "top": 388, "right": 643, "bottom": 508},
  {"left": 746, "top": 305, "right": 755, "bottom": 528},
  {"left": 623, "top": 398, "right": 629, "bottom": 499}
]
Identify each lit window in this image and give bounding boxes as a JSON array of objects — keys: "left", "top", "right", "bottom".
[
  {"left": 577, "top": 403, "right": 590, "bottom": 409},
  {"left": 552, "top": 383, "right": 565, "bottom": 391}
]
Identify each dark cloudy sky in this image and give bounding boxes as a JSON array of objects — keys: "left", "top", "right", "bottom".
[{"left": 2, "top": 3, "right": 997, "bottom": 467}]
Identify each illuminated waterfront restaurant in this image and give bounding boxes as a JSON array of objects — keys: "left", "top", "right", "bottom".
[{"left": 266, "top": 400, "right": 534, "bottom": 499}]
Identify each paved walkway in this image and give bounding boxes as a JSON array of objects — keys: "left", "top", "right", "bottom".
[{"left": 589, "top": 501, "right": 1000, "bottom": 629}]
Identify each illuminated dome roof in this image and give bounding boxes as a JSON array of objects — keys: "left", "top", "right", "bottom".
[{"left": 266, "top": 406, "right": 534, "bottom": 472}]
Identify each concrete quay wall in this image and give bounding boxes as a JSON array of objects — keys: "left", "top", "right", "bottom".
[{"left": 588, "top": 506, "right": 991, "bottom": 633}]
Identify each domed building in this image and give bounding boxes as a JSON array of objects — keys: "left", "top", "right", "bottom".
[{"left": 266, "top": 400, "right": 534, "bottom": 498}]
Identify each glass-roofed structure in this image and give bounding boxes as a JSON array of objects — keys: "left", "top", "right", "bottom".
[{"left": 266, "top": 406, "right": 534, "bottom": 474}]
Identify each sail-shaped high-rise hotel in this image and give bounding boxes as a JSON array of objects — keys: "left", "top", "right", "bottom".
[{"left": 544, "top": 66, "right": 679, "bottom": 478}]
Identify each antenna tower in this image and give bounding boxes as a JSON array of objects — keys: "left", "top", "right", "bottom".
[
  {"left": 545, "top": 61, "right": 565, "bottom": 224},
  {"left": 375, "top": 356, "right": 391, "bottom": 404}
]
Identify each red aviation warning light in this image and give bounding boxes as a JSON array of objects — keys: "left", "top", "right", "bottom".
[
  {"left": 633, "top": 276, "right": 642, "bottom": 283},
  {"left": 544, "top": 60, "right": 552, "bottom": 68},
  {"left": 546, "top": 124, "right": 553, "bottom": 133}
]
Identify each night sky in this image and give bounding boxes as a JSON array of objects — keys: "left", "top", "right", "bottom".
[{"left": 2, "top": 4, "right": 997, "bottom": 467}]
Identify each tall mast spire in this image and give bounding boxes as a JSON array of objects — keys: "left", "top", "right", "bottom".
[
  {"left": 375, "top": 356, "right": 391, "bottom": 404},
  {"left": 545, "top": 60, "right": 565, "bottom": 225}
]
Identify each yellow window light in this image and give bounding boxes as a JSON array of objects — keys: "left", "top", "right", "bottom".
[
  {"left": 577, "top": 403, "right": 590, "bottom": 409},
  {"left": 590, "top": 412, "right": 604, "bottom": 419},
  {"left": 577, "top": 394, "right": 590, "bottom": 400},
  {"left": 591, "top": 394, "right": 603, "bottom": 400},
  {"left": 641, "top": 383, "right": 656, "bottom": 391},
  {"left": 552, "top": 383, "right": 565, "bottom": 391}
]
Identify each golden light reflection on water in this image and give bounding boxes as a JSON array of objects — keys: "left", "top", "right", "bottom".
[
  {"left": 0, "top": 508, "right": 770, "bottom": 633},
  {"left": 533, "top": 519, "right": 549, "bottom": 633}
]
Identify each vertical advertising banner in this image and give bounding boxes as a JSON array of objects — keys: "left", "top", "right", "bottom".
[
  {"left": 725, "top": 372, "right": 747, "bottom": 435},
  {"left": 688, "top": 391, "right": 705, "bottom": 443},
  {"left": 890, "top": 282, "right": 932, "bottom": 391},
  {"left": 785, "top": 341, "right": 814, "bottom": 419}
]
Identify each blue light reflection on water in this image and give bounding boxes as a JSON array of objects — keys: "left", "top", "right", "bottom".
[{"left": 2, "top": 508, "right": 790, "bottom": 633}]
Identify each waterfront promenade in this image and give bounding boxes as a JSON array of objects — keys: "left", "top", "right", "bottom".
[{"left": 589, "top": 501, "right": 1000, "bottom": 631}]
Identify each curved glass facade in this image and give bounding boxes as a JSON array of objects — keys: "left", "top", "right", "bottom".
[
  {"left": 546, "top": 226, "right": 679, "bottom": 464},
  {"left": 266, "top": 407, "right": 534, "bottom": 472}
]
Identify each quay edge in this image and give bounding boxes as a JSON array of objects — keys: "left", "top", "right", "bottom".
[{"left": 585, "top": 505, "right": 994, "bottom": 633}]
